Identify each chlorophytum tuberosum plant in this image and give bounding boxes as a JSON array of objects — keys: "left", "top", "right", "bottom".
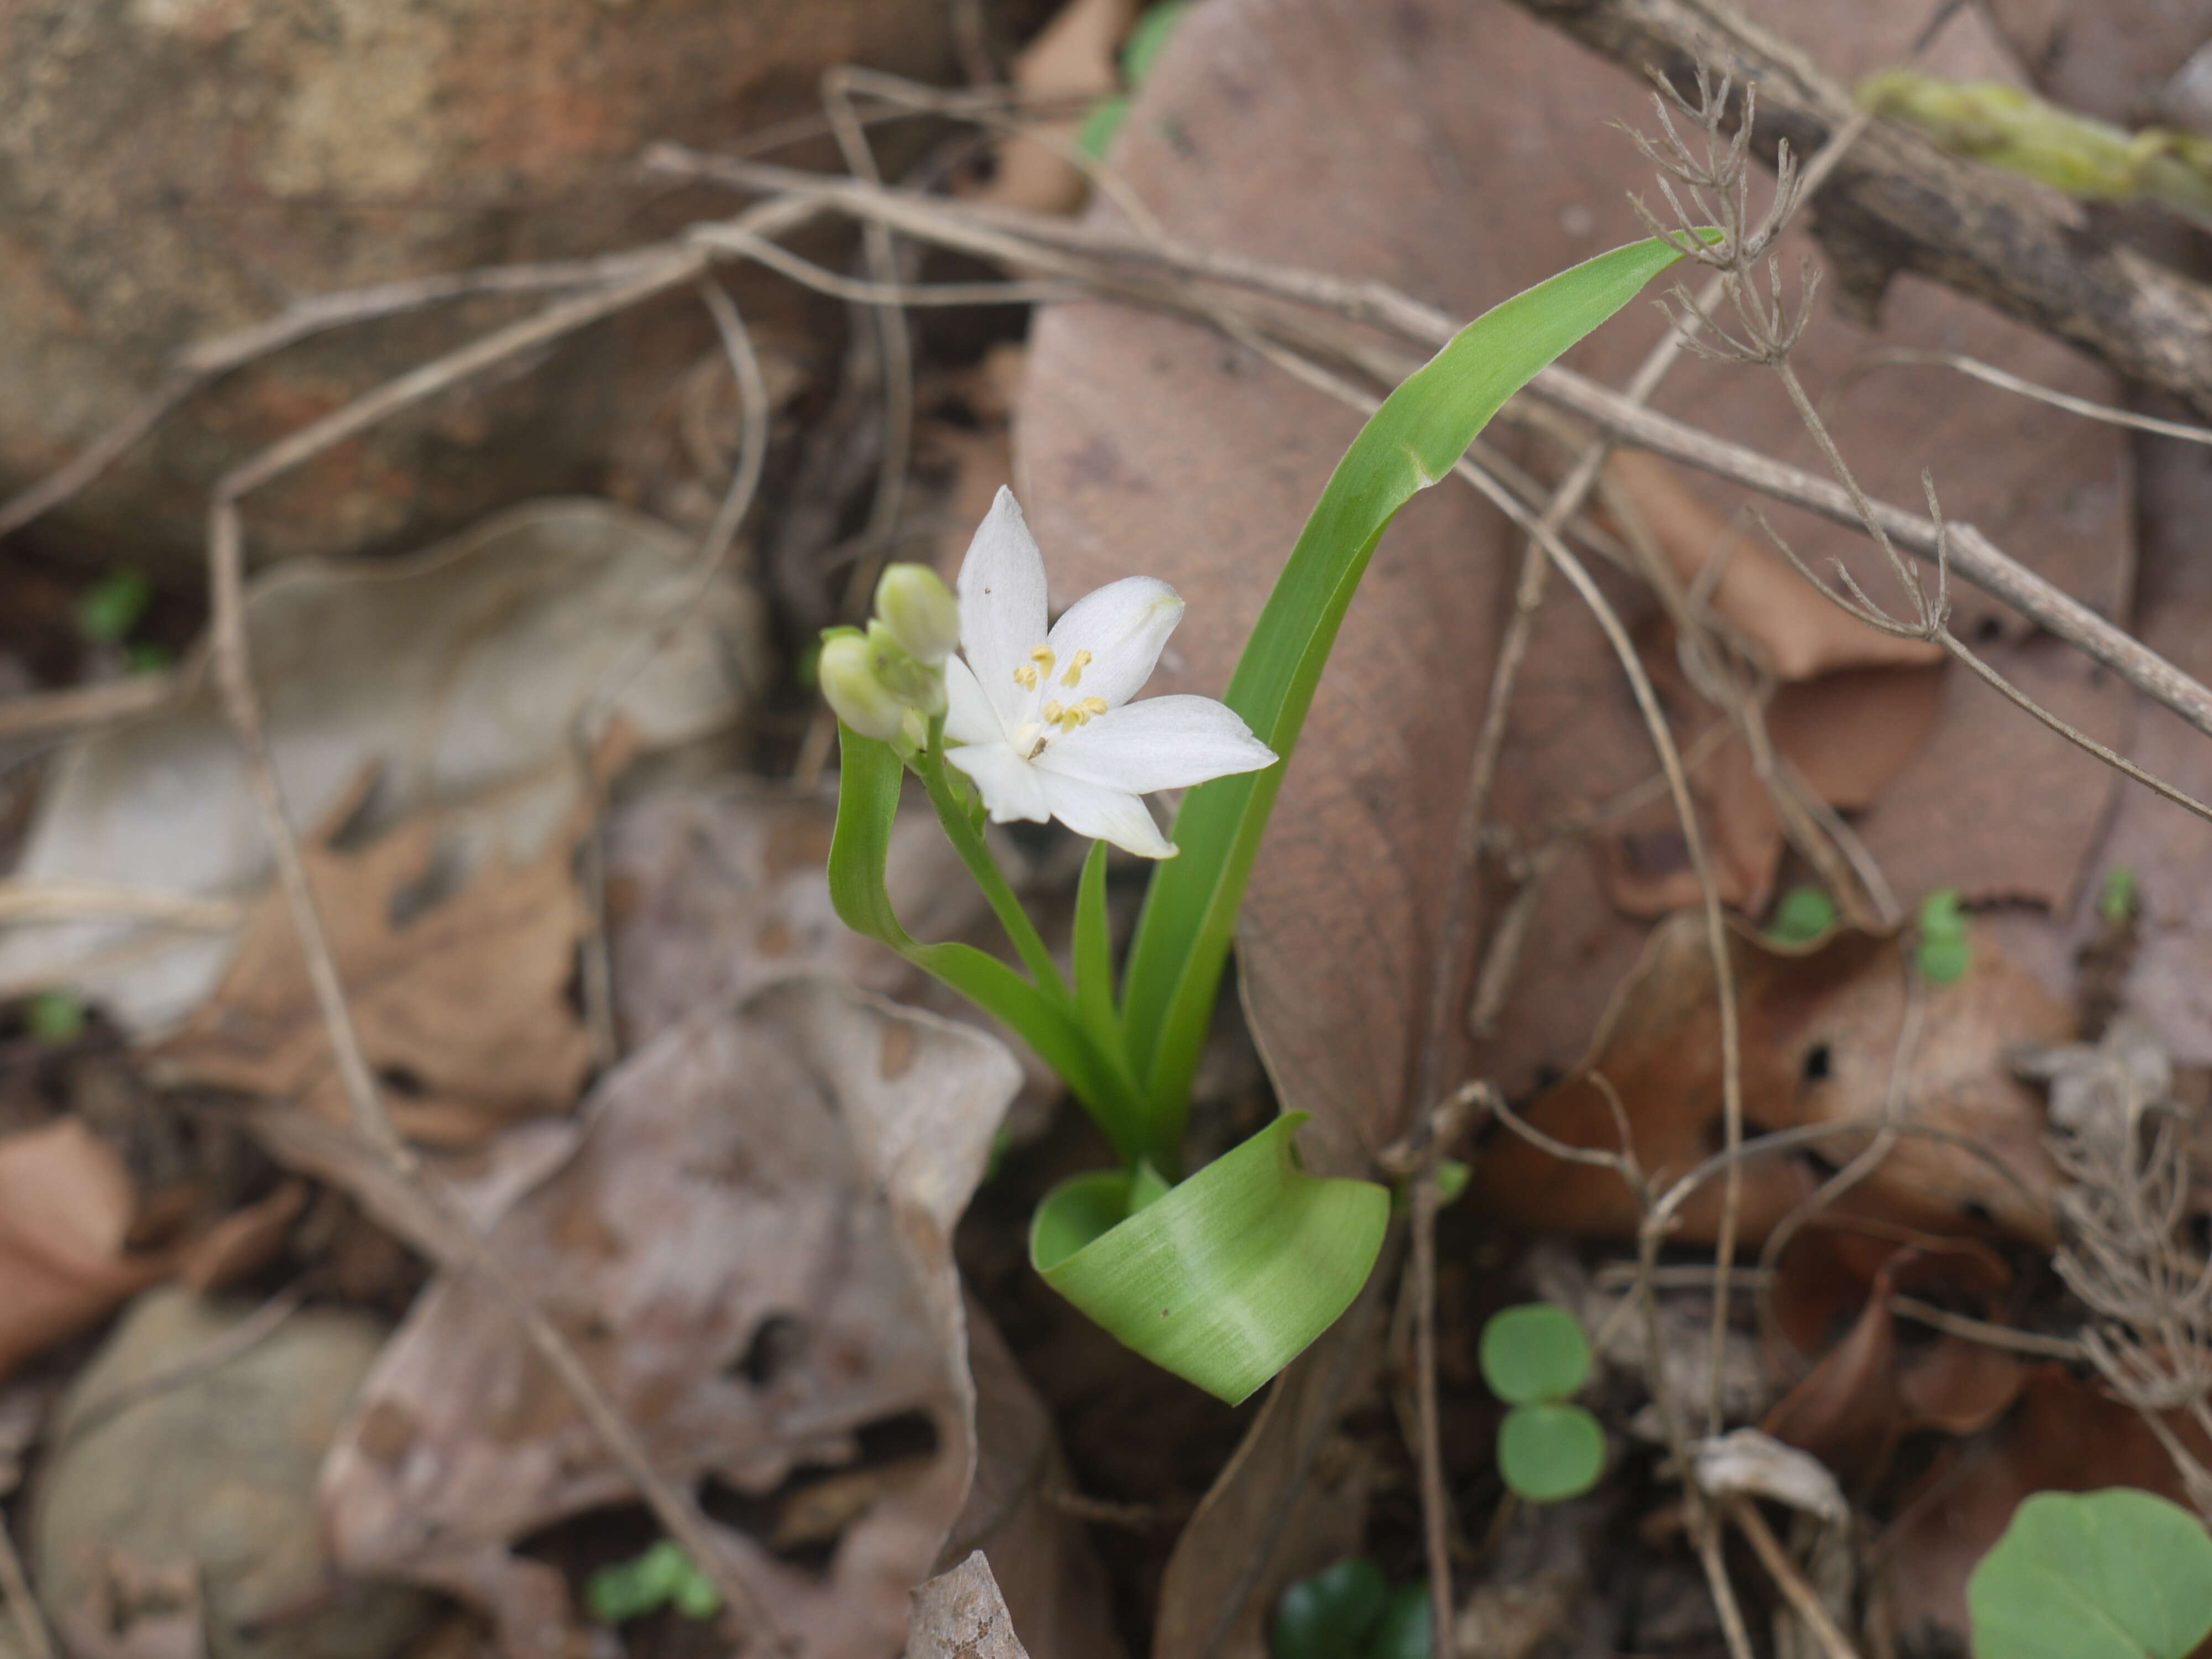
[{"left": 822, "top": 233, "right": 1700, "bottom": 1405}]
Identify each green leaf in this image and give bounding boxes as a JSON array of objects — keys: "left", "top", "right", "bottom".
[
  {"left": 1073, "top": 839, "right": 1118, "bottom": 1044},
  {"left": 1767, "top": 884, "right": 1839, "bottom": 945},
  {"left": 1121, "top": 1, "right": 1191, "bottom": 84},
  {"left": 1967, "top": 1489, "right": 2212, "bottom": 1659},
  {"left": 2100, "top": 864, "right": 2138, "bottom": 926},
  {"left": 75, "top": 570, "right": 152, "bottom": 644},
  {"left": 1497, "top": 1402, "right": 1605, "bottom": 1503},
  {"left": 1916, "top": 886, "right": 1970, "bottom": 984},
  {"left": 1031, "top": 1113, "right": 1389, "bottom": 1404},
  {"left": 1271, "top": 1559, "right": 1390, "bottom": 1659},
  {"left": 1479, "top": 1303, "right": 1591, "bottom": 1405},
  {"left": 586, "top": 1540, "right": 721, "bottom": 1626},
  {"left": 1078, "top": 95, "right": 1131, "bottom": 160},
  {"left": 830, "top": 725, "right": 1147, "bottom": 1158},
  {"left": 1365, "top": 1584, "right": 1433, "bottom": 1659},
  {"left": 25, "top": 991, "right": 86, "bottom": 1046},
  {"left": 1118, "top": 234, "right": 1697, "bottom": 1160}
]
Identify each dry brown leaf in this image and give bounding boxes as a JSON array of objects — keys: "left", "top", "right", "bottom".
[
  {"left": 1878, "top": 1366, "right": 2212, "bottom": 1647},
  {"left": 319, "top": 979, "right": 1022, "bottom": 1658},
  {"left": 1761, "top": 1229, "right": 2024, "bottom": 1491},
  {"left": 1019, "top": 0, "right": 2133, "bottom": 1139},
  {"left": 909, "top": 1552, "right": 1032, "bottom": 1659},
  {"left": 970, "top": 0, "right": 1136, "bottom": 216},
  {"left": 153, "top": 780, "right": 594, "bottom": 1149},
  {"left": 1473, "top": 917, "right": 2068, "bottom": 1246},
  {"left": 1603, "top": 451, "right": 1945, "bottom": 681},
  {"left": 0, "top": 1121, "right": 165, "bottom": 1383}
]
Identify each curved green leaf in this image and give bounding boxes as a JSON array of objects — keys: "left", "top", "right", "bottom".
[
  {"left": 828, "top": 724, "right": 1145, "bottom": 1158},
  {"left": 1270, "top": 1559, "right": 1389, "bottom": 1659},
  {"left": 1118, "top": 234, "right": 1700, "bottom": 1158},
  {"left": 1497, "top": 1402, "right": 1605, "bottom": 1503},
  {"left": 1968, "top": 1489, "right": 2212, "bottom": 1659},
  {"left": 1479, "top": 1303, "right": 1592, "bottom": 1405},
  {"left": 1031, "top": 1113, "right": 1389, "bottom": 1404}
]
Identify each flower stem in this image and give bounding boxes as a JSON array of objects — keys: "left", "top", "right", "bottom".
[{"left": 920, "top": 723, "right": 1069, "bottom": 995}]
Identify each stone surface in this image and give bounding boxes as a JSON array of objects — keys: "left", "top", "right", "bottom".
[{"left": 30, "top": 1288, "right": 430, "bottom": 1659}]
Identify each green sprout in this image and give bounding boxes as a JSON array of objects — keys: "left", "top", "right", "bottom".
[
  {"left": 25, "top": 992, "right": 86, "bottom": 1046},
  {"left": 1914, "top": 887, "right": 1971, "bottom": 985},
  {"left": 1479, "top": 1303, "right": 1604, "bottom": 1502},
  {"left": 1271, "top": 1560, "right": 1431, "bottom": 1659},
  {"left": 1766, "top": 884, "right": 1838, "bottom": 945},
  {"left": 823, "top": 236, "right": 1702, "bottom": 1404},
  {"left": 2098, "top": 864, "right": 2138, "bottom": 927},
  {"left": 1079, "top": 2, "right": 1193, "bottom": 160},
  {"left": 75, "top": 570, "right": 153, "bottom": 646},
  {"left": 585, "top": 1540, "right": 722, "bottom": 1626}
]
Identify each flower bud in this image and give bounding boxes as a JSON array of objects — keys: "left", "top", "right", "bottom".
[
  {"left": 874, "top": 563, "right": 961, "bottom": 666},
  {"left": 867, "top": 619, "right": 947, "bottom": 719},
  {"left": 818, "top": 631, "right": 907, "bottom": 740}
]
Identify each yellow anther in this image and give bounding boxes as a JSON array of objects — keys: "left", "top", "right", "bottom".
[
  {"left": 1060, "top": 649, "right": 1094, "bottom": 688},
  {"left": 1042, "top": 701, "right": 1066, "bottom": 726},
  {"left": 1013, "top": 665, "right": 1039, "bottom": 691},
  {"left": 1030, "top": 645, "right": 1057, "bottom": 680},
  {"left": 1074, "top": 696, "right": 1108, "bottom": 724}
]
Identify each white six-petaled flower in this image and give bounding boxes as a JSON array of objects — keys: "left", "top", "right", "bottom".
[{"left": 942, "top": 488, "right": 1277, "bottom": 859}]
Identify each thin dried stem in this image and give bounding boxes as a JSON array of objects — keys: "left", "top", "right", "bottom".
[{"left": 1726, "top": 1498, "right": 1862, "bottom": 1659}]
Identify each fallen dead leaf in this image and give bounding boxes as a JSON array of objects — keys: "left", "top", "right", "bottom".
[
  {"left": 970, "top": 0, "right": 1137, "bottom": 216},
  {"left": 0, "top": 1120, "right": 303, "bottom": 1385},
  {"left": 150, "top": 775, "right": 596, "bottom": 1149},
  {"left": 908, "top": 1552, "right": 1032, "bottom": 1659},
  {"left": 1473, "top": 916, "right": 2068, "bottom": 1246},
  {"left": 1019, "top": 0, "right": 2133, "bottom": 1149},
  {"left": 318, "top": 979, "right": 1022, "bottom": 1659}
]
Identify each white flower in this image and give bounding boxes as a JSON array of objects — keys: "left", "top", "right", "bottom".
[{"left": 942, "top": 487, "right": 1277, "bottom": 859}]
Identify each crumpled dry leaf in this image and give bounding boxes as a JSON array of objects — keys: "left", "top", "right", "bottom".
[
  {"left": 909, "top": 1552, "right": 1032, "bottom": 1659},
  {"left": 969, "top": 0, "right": 1136, "bottom": 216},
  {"left": 0, "top": 1119, "right": 301, "bottom": 1385},
  {"left": 0, "top": 500, "right": 768, "bottom": 1035},
  {"left": 1019, "top": 0, "right": 2132, "bottom": 1147},
  {"left": 150, "top": 776, "right": 596, "bottom": 1148},
  {"left": 1474, "top": 917, "right": 2068, "bottom": 1246},
  {"left": 1879, "top": 1365, "right": 2212, "bottom": 1647},
  {"left": 318, "top": 979, "right": 1022, "bottom": 1658},
  {"left": 1761, "top": 1229, "right": 2025, "bottom": 1490}
]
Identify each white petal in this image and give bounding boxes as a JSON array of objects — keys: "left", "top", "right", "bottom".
[
  {"left": 946, "top": 740, "right": 1051, "bottom": 825},
  {"left": 1043, "top": 577, "right": 1185, "bottom": 709},
  {"left": 1034, "top": 695, "right": 1278, "bottom": 794},
  {"left": 1036, "top": 772, "right": 1178, "bottom": 859},
  {"left": 942, "top": 654, "right": 1004, "bottom": 747},
  {"left": 956, "top": 487, "right": 1048, "bottom": 729}
]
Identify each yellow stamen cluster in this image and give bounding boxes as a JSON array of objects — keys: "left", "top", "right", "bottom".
[
  {"left": 1059, "top": 649, "right": 1094, "bottom": 688},
  {"left": 1044, "top": 696, "right": 1109, "bottom": 732},
  {"left": 1013, "top": 644, "right": 1058, "bottom": 692}
]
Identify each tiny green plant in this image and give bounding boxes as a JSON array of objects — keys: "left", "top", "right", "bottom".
[
  {"left": 2099, "top": 863, "right": 2138, "bottom": 927},
  {"left": 1766, "top": 883, "right": 1838, "bottom": 945},
  {"left": 74, "top": 569, "right": 152, "bottom": 646},
  {"left": 1078, "top": 2, "right": 1192, "bottom": 160},
  {"left": 25, "top": 991, "right": 86, "bottom": 1046},
  {"left": 1967, "top": 1488, "right": 2212, "bottom": 1659},
  {"left": 823, "top": 236, "right": 1700, "bottom": 1402},
  {"left": 1479, "top": 1302, "right": 1604, "bottom": 1503},
  {"left": 1271, "top": 1559, "right": 1431, "bottom": 1659},
  {"left": 585, "top": 1539, "right": 723, "bottom": 1626},
  {"left": 1914, "top": 886, "right": 1971, "bottom": 985}
]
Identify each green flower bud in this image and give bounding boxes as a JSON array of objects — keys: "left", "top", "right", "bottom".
[
  {"left": 867, "top": 619, "right": 947, "bottom": 719},
  {"left": 874, "top": 562, "right": 961, "bottom": 666},
  {"left": 819, "top": 632, "right": 907, "bottom": 740}
]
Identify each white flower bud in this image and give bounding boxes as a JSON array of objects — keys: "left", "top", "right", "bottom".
[
  {"left": 874, "top": 563, "right": 961, "bottom": 666},
  {"left": 818, "top": 632, "right": 907, "bottom": 740},
  {"left": 867, "top": 619, "right": 947, "bottom": 719}
]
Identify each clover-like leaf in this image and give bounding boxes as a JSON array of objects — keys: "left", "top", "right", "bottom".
[
  {"left": 1967, "top": 1489, "right": 2212, "bottom": 1659},
  {"left": 1479, "top": 1302, "right": 1592, "bottom": 1406},
  {"left": 1497, "top": 1402, "right": 1605, "bottom": 1503}
]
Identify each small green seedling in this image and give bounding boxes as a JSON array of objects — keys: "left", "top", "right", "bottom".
[
  {"left": 585, "top": 1540, "right": 722, "bottom": 1626},
  {"left": 1271, "top": 1559, "right": 1430, "bottom": 1659},
  {"left": 1968, "top": 1488, "right": 2212, "bottom": 1659},
  {"left": 2099, "top": 864, "right": 2138, "bottom": 927},
  {"left": 1078, "top": 2, "right": 1192, "bottom": 159},
  {"left": 74, "top": 570, "right": 152, "bottom": 646},
  {"left": 1479, "top": 1303, "right": 1604, "bottom": 1502},
  {"left": 25, "top": 992, "right": 86, "bottom": 1046},
  {"left": 1914, "top": 887, "right": 1970, "bottom": 985},
  {"left": 1766, "top": 884, "right": 1838, "bottom": 945}
]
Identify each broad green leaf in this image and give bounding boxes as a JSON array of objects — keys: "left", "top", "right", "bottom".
[
  {"left": 1031, "top": 1113, "right": 1389, "bottom": 1404},
  {"left": 1118, "top": 234, "right": 1698, "bottom": 1159},
  {"left": 1121, "top": 1, "right": 1191, "bottom": 84},
  {"left": 828, "top": 725, "right": 1146, "bottom": 1158},
  {"left": 1767, "top": 884, "right": 1839, "bottom": 945},
  {"left": 1479, "top": 1303, "right": 1591, "bottom": 1405},
  {"left": 1271, "top": 1559, "right": 1389, "bottom": 1659},
  {"left": 1968, "top": 1489, "right": 2212, "bottom": 1659},
  {"left": 1497, "top": 1402, "right": 1605, "bottom": 1503}
]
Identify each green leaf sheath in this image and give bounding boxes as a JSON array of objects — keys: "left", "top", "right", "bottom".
[
  {"left": 829, "top": 724, "right": 1146, "bottom": 1157},
  {"left": 1030, "top": 1113, "right": 1391, "bottom": 1405},
  {"left": 1117, "top": 236, "right": 1695, "bottom": 1157}
]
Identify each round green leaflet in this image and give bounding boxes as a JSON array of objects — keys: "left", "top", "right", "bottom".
[
  {"left": 1497, "top": 1402, "right": 1605, "bottom": 1503},
  {"left": 1479, "top": 1302, "right": 1592, "bottom": 1406},
  {"left": 1967, "top": 1488, "right": 2212, "bottom": 1659},
  {"left": 1031, "top": 1114, "right": 1390, "bottom": 1406}
]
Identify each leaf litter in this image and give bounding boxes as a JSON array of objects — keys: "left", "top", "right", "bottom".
[{"left": 1, "top": 0, "right": 2210, "bottom": 1654}]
